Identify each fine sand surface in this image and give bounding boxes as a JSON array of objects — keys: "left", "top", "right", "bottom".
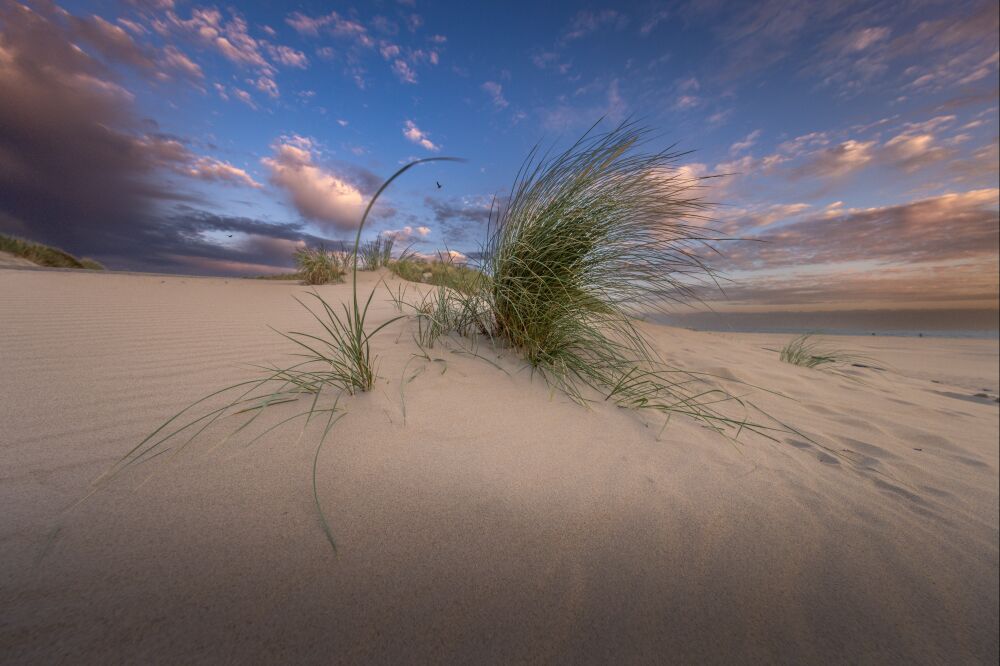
[{"left": 1, "top": 267, "right": 998, "bottom": 664}]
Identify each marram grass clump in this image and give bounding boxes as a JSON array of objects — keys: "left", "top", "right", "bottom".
[
  {"left": 294, "top": 245, "right": 344, "bottom": 285},
  {"left": 476, "top": 121, "right": 734, "bottom": 419},
  {"left": 359, "top": 235, "right": 395, "bottom": 270}
]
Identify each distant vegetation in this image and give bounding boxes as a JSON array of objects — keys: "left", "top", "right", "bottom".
[
  {"left": 388, "top": 255, "right": 481, "bottom": 293},
  {"left": 359, "top": 235, "right": 394, "bottom": 270},
  {"left": 0, "top": 233, "right": 104, "bottom": 270},
  {"left": 293, "top": 245, "right": 345, "bottom": 285}
]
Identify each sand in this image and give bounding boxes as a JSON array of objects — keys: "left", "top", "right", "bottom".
[{"left": 1, "top": 267, "right": 997, "bottom": 664}]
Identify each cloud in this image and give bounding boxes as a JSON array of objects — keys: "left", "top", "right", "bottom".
[
  {"left": 531, "top": 51, "right": 571, "bottom": 74},
  {"left": 183, "top": 157, "right": 260, "bottom": 188},
  {"left": 67, "top": 13, "right": 158, "bottom": 74},
  {"left": 481, "top": 81, "right": 508, "bottom": 109},
  {"left": 640, "top": 5, "right": 671, "bottom": 35},
  {"left": 694, "top": 261, "right": 999, "bottom": 310},
  {"left": 402, "top": 120, "right": 440, "bottom": 151},
  {"left": 161, "top": 45, "right": 203, "bottom": 78},
  {"left": 285, "top": 10, "right": 373, "bottom": 47},
  {"left": 723, "top": 202, "right": 812, "bottom": 230},
  {"left": 789, "top": 139, "right": 876, "bottom": 179},
  {"left": 423, "top": 196, "right": 495, "bottom": 243},
  {"left": 561, "top": 9, "right": 627, "bottom": 42},
  {"left": 232, "top": 87, "right": 256, "bottom": 108},
  {"left": 882, "top": 132, "right": 953, "bottom": 172},
  {"left": 0, "top": 2, "right": 350, "bottom": 275},
  {"left": 391, "top": 58, "right": 417, "bottom": 83},
  {"left": 266, "top": 44, "right": 308, "bottom": 68},
  {"left": 253, "top": 75, "right": 279, "bottom": 98},
  {"left": 893, "top": 3, "right": 998, "bottom": 92},
  {"left": 381, "top": 225, "right": 431, "bottom": 243},
  {"left": 725, "top": 189, "right": 1000, "bottom": 269},
  {"left": 130, "top": 210, "right": 350, "bottom": 275},
  {"left": 0, "top": 2, "right": 179, "bottom": 254},
  {"left": 135, "top": 135, "right": 261, "bottom": 188},
  {"left": 159, "top": 7, "right": 272, "bottom": 72},
  {"left": 729, "top": 130, "right": 761, "bottom": 155},
  {"left": 261, "top": 138, "right": 366, "bottom": 231},
  {"left": 844, "top": 26, "right": 890, "bottom": 52}
]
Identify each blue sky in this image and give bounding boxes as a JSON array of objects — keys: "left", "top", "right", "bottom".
[{"left": 1, "top": 0, "right": 997, "bottom": 309}]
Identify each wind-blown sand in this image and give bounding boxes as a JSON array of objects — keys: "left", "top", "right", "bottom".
[{"left": 2, "top": 267, "right": 997, "bottom": 663}]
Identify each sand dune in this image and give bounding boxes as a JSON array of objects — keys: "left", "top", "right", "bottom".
[{"left": 1, "top": 267, "right": 997, "bottom": 663}]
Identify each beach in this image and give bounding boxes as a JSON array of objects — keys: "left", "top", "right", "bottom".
[{"left": 1, "top": 267, "right": 997, "bottom": 663}]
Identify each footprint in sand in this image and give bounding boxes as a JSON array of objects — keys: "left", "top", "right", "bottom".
[
  {"left": 838, "top": 436, "right": 898, "bottom": 461},
  {"left": 785, "top": 438, "right": 840, "bottom": 465}
]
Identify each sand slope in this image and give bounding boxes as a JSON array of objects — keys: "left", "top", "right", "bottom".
[{"left": 1, "top": 268, "right": 997, "bottom": 663}]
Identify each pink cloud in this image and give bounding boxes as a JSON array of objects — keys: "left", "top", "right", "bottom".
[{"left": 261, "top": 138, "right": 367, "bottom": 231}]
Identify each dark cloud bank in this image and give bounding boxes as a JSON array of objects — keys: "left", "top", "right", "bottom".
[{"left": 0, "top": 1, "right": 342, "bottom": 274}]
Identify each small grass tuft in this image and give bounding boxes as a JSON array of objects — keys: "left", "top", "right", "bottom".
[{"left": 778, "top": 334, "right": 863, "bottom": 369}]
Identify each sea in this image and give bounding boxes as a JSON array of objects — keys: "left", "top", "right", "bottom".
[{"left": 652, "top": 308, "right": 1000, "bottom": 340}]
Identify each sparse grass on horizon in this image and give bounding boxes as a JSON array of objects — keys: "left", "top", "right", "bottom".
[
  {"left": 779, "top": 334, "right": 862, "bottom": 369},
  {"left": 359, "top": 235, "right": 394, "bottom": 270},
  {"left": 294, "top": 245, "right": 345, "bottom": 285},
  {"left": 0, "top": 232, "right": 105, "bottom": 270},
  {"left": 388, "top": 255, "right": 482, "bottom": 294}
]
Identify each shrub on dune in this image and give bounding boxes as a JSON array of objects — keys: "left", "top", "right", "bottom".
[
  {"left": 358, "top": 235, "right": 394, "bottom": 270},
  {"left": 294, "top": 245, "right": 344, "bottom": 285}
]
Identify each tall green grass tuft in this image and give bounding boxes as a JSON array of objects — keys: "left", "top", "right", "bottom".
[
  {"left": 359, "top": 234, "right": 394, "bottom": 270},
  {"left": 294, "top": 245, "right": 344, "bottom": 285},
  {"left": 1, "top": 232, "right": 104, "bottom": 270},
  {"left": 477, "top": 121, "right": 727, "bottom": 412},
  {"left": 779, "top": 334, "right": 862, "bottom": 369}
]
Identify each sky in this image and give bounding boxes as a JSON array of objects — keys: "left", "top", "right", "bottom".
[{"left": 0, "top": 0, "right": 997, "bottom": 312}]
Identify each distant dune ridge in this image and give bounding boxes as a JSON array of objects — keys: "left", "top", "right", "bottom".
[
  {"left": 1, "top": 267, "right": 997, "bottom": 662},
  {"left": 0, "top": 233, "right": 105, "bottom": 271}
]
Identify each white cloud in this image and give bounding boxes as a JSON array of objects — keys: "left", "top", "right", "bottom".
[
  {"left": 730, "top": 130, "right": 761, "bottom": 155},
  {"left": 391, "top": 59, "right": 417, "bottom": 83},
  {"left": 261, "top": 138, "right": 366, "bottom": 231},
  {"left": 481, "top": 81, "right": 508, "bottom": 109},
  {"left": 267, "top": 44, "right": 308, "bottom": 68},
  {"left": 402, "top": 120, "right": 440, "bottom": 151},
  {"left": 382, "top": 225, "right": 432, "bottom": 242}
]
